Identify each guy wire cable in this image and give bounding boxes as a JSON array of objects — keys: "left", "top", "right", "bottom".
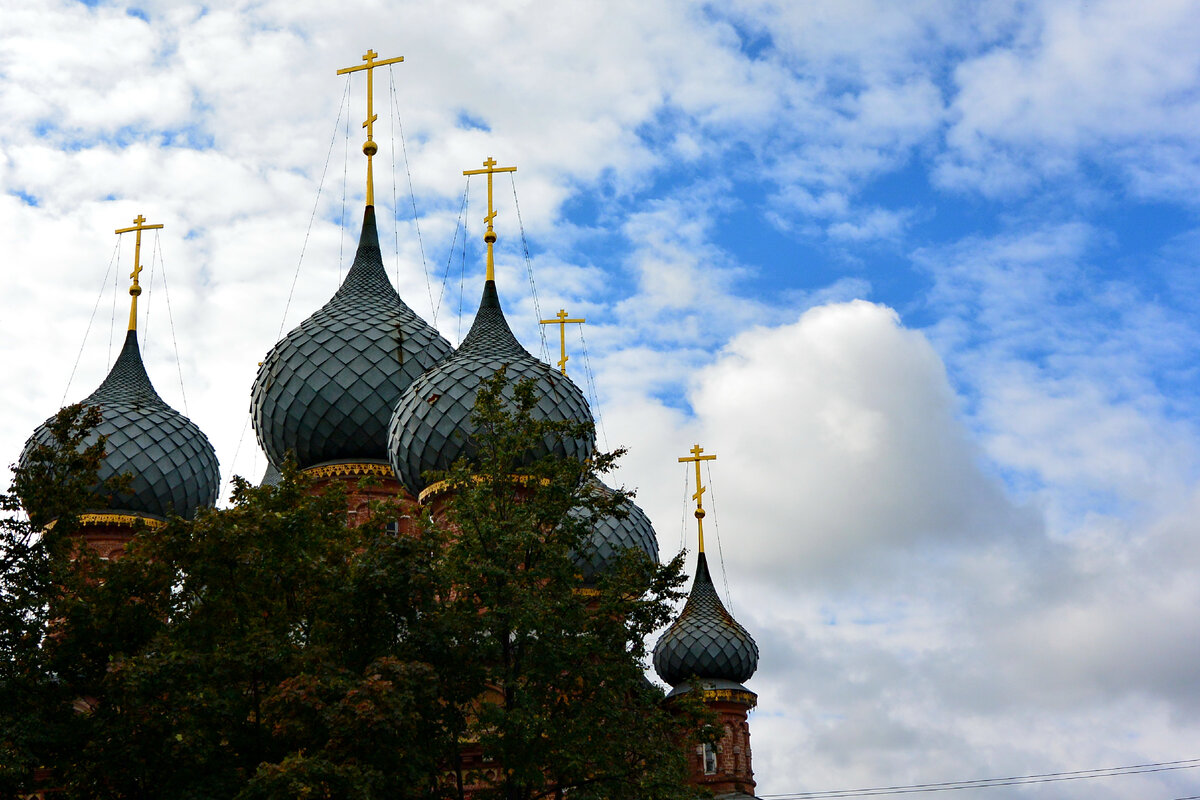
[
  {"left": 142, "top": 228, "right": 156, "bottom": 346},
  {"left": 389, "top": 67, "right": 436, "bottom": 317},
  {"left": 457, "top": 177, "right": 469, "bottom": 343},
  {"left": 150, "top": 233, "right": 190, "bottom": 417},
  {"left": 704, "top": 459, "right": 735, "bottom": 615},
  {"left": 434, "top": 182, "right": 469, "bottom": 327},
  {"left": 509, "top": 174, "right": 550, "bottom": 362},
  {"left": 275, "top": 76, "right": 350, "bottom": 341},
  {"left": 62, "top": 237, "right": 122, "bottom": 407},
  {"left": 577, "top": 325, "right": 609, "bottom": 451},
  {"left": 338, "top": 75, "right": 350, "bottom": 283},
  {"left": 108, "top": 237, "right": 120, "bottom": 369}
]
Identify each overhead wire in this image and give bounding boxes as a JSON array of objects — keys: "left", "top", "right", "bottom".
[
  {"left": 338, "top": 75, "right": 350, "bottom": 282},
  {"left": 457, "top": 178, "right": 470, "bottom": 343},
  {"left": 703, "top": 459, "right": 734, "bottom": 615},
  {"left": 142, "top": 229, "right": 156, "bottom": 344},
  {"left": 226, "top": 415, "right": 253, "bottom": 504},
  {"left": 274, "top": 76, "right": 350, "bottom": 341},
  {"left": 149, "top": 233, "right": 190, "bottom": 417},
  {"left": 388, "top": 66, "right": 436, "bottom": 317},
  {"left": 108, "top": 238, "right": 120, "bottom": 369},
  {"left": 758, "top": 757, "right": 1200, "bottom": 799},
  {"left": 509, "top": 174, "right": 550, "bottom": 362},
  {"left": 434, "top": 183, "right": 469, "bottom": 327},
  {"left": 576, "top": 325, "right": 609, "bottom": 452},
  {"left": 678, "top": 461, "right": 690, "bottom": 557},
  {"left": 388, "top": 69, "right": 400, "bottom": 290},
  {"left": 62, "top": 237, "right": 122, "bottom": 407}
]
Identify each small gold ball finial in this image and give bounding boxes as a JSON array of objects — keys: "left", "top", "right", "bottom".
[
  {"left": 484, "top": 231, "right": 497, "bottom": 244},
  {"left": 130, "top": 285, "right": 142, "bottom": 297},
  {"left": 694, "top": 508, "right": 706, "bottom": 520},
  {"left": 363, "top": 140, "right": 378, "bottom": 157}
]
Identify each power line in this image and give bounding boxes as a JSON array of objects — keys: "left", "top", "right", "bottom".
[{"left": 759, "top": 757, "right": 1200, "bottom": 798}]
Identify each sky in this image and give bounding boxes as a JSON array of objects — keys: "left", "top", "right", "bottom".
[{"left": 3, "top": 1, "right": 1200, "bottom": 797}]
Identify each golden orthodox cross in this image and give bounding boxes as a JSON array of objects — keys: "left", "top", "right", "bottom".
[
  {"left": 463, "top": 157, "right": 517, "bottom": 282},
  {"left": 337, "top": 48, "right": 405, "bottom": 206},
  {"left": 678, "top": 443, "right": 717, "bottom": 552},
  {"left": 114, "top": 214, "right": 163, "bottom": 332},
  {"left": 539, "top": 308, "right": 586, "bottom": 375}
]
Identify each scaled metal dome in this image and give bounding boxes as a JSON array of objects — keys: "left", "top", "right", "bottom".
[
  {"left": 653, "top": 551, "right": 759, "bottom": 687},
  {"left": 251, "top": 207, "right": 452, "bottom": 469},
  {"left": 388, "top": 280, "right": 594, "bottom": 495},
  {"left": 259, "top": 460, "right": 282, "bottom": 488},
  {"left": 570, "top": 481, "right": 660, "bottom": 584},
  {"left": 21, "top": 330, "right": 220, "bottom": 520}
]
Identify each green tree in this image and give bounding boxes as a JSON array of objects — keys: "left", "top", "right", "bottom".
[
  {"left": 0, "top": 376, "right": 704, "bottom": 800},
  {"left": 0, "top": 404, "right": 110, "bottom": 797},
  {"left": 427, "top": 371, "right": 701, "bottom": 800}
]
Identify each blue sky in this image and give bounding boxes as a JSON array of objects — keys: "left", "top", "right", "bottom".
[{"left": 3, "top": 1, "right": 1200, "bottom": 798}]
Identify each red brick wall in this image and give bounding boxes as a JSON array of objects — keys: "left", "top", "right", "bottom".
[{"left": 689, "top": 697, "right": 756, "bottom": 796}]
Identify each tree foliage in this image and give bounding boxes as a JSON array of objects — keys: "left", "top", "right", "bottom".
[{"left": 0, "top": 376, "right": 704, "bottom": 800}]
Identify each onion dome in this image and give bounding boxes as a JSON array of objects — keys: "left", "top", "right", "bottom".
[
  {"left": 569, "top": 481, "right": 660, "bottom": 584},
  {"left": 260, "top": 460, "right": 282, "bottom": 488},
  {"left": 251, "top": 207, "right": 452, "bottom": 469},
  {"left": 388, "top": 279, "right": 594, "bottom": 496},
  {"left": 21, "top": 330, "right": 220, "bottom": 520},
  {"left": 653, "top": 551, "right": 758, "bottom": 688}
]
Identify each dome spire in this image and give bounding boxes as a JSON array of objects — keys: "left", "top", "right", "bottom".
[
  {"left": 463, "top": 156, "right": 517, "bottom": 282},
  {"left": 251, "top": 204, "right": 452, "bottom": 470},
  {"left": 653, "top": 447, "right": 758, "bottom": 688},
  {"left": 337, "top": 48, "right": 405, "bottom": 208},
  {"left": 678, "top": 443, "right": 716, "bottom": 553},
  {"left": 113, "top": 214, "right": 162, "bottom": 332},
  {"left": 388, "top": 156, "right": 593, "bottom": 498},
  {"left": 21, "top": 215, "right": 219, "bottom": 531}
]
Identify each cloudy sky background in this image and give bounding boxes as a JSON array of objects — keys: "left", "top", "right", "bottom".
[{"left": 3, "top": 1, "right": 1200, "bottom": 797}]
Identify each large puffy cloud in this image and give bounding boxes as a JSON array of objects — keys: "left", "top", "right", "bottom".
[{"left": 687, "top": 299, "right": 1024, "bottom": 579}]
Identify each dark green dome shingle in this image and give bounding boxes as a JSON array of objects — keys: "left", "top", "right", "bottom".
[
  {"left": 388, "top": 280, "right": 594, "bottom": 495},
  {"left": 21, "top": 330, "right": 219, "bottom": 520},
  {"left": 653, "top": 552, "right": 758, "bottom": 687},
  {"left": 570, "top": 482, "right": 660, "bottom": 584},
  {"left": 251, "top": 207, "right": 452, "bottom": 469}
]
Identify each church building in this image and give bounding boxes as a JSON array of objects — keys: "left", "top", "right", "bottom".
[{"left": 18, "top": 48, "right": 763, "bottom": 800}]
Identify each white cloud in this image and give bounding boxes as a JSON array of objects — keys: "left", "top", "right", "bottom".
[
  {"left": 826, "top": 207, "right": 912, "bottom": 241},
  {"left": 686, "top": 300, "right": 1024, "bottom": 581},
  {"left": 939, "top": 0, "right": 1200, "bottom": 201},
  {"left": 915, "top": 223, "right": 1200, "bottom": 529}
]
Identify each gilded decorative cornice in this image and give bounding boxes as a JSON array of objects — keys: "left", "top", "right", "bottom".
[
  {"left": 79, "top": 512, "right": 166, "bottom": 530},
  {"left": 418, "top": 473, "right": 550, "bottom": 505},
  {"left": 698, "top": 687, "right": 758, "bottom": 708},
  {"left": 303, "top": 461, "right": 395, "bottom": 480}
]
